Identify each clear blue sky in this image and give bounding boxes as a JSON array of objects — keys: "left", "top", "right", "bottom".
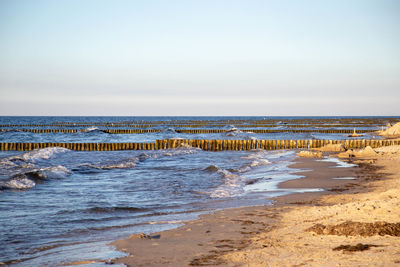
[{"left": 0, "top": 0, "right": 399, "bottom": 115}]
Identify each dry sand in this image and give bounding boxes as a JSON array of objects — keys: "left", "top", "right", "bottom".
[
  {"left": 111, "top": 146, "right": 400, "bottom": 267},
  {"left": 378, "top": 122, "right": 400, "bottom": 138}
]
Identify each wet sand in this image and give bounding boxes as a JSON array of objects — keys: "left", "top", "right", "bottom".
[
  {"left": 110, "top": 151, "right": 398, "bottom": 267},
  {"left": 222, "top": 153, "right": 400, "bottom": 266}
]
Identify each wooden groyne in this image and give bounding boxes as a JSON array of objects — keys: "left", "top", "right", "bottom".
[
  {"left": 0, "top": 129, "right": 377, "bottom": 134},
  {"left": 0, "top": 129, "right": 79, "bottom": 133},
  {"left": 0, "top": 124, "right": 386, "bottom": 128},
  {"left": 1, "top": 139, "right": 398, "bottom": 151}
]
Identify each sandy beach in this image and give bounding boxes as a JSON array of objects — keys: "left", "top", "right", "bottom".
[{"left": 111, "top": 143, "right": 400, "bottom": 267}]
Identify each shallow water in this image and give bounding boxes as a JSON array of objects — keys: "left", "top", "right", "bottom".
[{"left": 0, "top": 116, "right": 392, "bottom": 266}]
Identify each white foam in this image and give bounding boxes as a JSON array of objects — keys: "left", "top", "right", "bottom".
[
  {"left": 239, "top": 151, "right": 272, "bottom": 172},
  {"left": 39, "top": 165, "right": 71, "bottom": 179},
  {"left": 331, "top": 177, "right": 357, "bottom": 180},
  {"left": 162, "top": 146, "right": 200, "bottom": 157},
  {"left": 104, "top": 162, "right": 137, "bottom": 169},
  {"left": 209, "top": 167, "right": 243, "bottom": 198},
  {"left": 1, "top": 175, "right": 36, "bottom": 190},
  {"left": 163, "top": 128, "right": 176, "bottom": 133},
  {"left": 148, "top": 220, "right": 183, "bottom": 225},
  {"left": 81, "top": 126, "right": 99, "bottom": 133},
  {"left": 224, "top": 127, "right": 242, "bottom": 136},
  {"left": 86, "top": 158, "right": 139, "bottom": 170},
  {"left": 249, "top": 159, "right": 271, "bottom": 167},
  {"left": 207, "top": 150, "right": 277, "bottom": 198},
  {"left": 18, "top": 147, "right": 70, "bottom": 162},
  {"left": 0, "top": 158, "right": 17, "bottom": 169},
  {"left": 319, "top": 157, "right": 356, "bottom": 168},
  {"left": 219, "top": 169, "right": 239, "bottom": 179}
]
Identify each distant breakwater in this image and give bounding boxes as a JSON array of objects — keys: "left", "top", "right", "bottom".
[{"left": 0, "top": 129, "right": 378, "bottom": 134}]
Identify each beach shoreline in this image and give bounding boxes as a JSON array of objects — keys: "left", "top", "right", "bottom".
[{"left": 109, "top": 147, "right": 399, "bottom": 266}]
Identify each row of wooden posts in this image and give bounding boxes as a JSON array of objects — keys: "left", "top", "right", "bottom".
[
  {"left": 0, "top": 129, "right": 377, "bottom": 134},
  {"left": 1, "top": 139, "right": 398, "bottom": 151},
  {"left": 0, "top": 124, "right": 383, "bottom": 128},
  {"left": 0, "top": 117, "right": 398, "bottom": 127}
]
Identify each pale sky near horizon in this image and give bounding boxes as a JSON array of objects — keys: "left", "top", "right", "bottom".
[{"left": 0, "top": 0, "right": 399, "bottom": 116}]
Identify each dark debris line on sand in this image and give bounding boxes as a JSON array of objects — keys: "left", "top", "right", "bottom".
[
  {"left": 307, "top": 221, "right": 400, "bottom": 237},
  {"left": 333, "top": 243, "right": 381, "bottom": 252}
]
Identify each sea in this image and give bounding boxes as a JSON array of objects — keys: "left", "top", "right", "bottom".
[{"left": 0, "top": 116, "right": 389, "bottom": 266}]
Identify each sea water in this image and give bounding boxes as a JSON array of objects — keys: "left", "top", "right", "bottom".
[{"left": 0, "top": 116, "right": 385, "bottom": 266}]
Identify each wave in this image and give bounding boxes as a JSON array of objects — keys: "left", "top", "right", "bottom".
[
  {"left": 209, "top": 180, "right": 242, "bottom": 198},
  {"left": 0, "top": 157, "right": 18, "bottom": 169},
  {"left": 26, "top": 166, "right": 71, "bottom": 180},
  {"left": 79, "top": 157, "right": 139, "bottom": 170},
  {"left": 249, "top": 159, "right": 271, "bottom": 167},
  {"left": 10, "top": 147, "right": 70, "bottom": 163},
  {"left": 0, "top": 174, "right": 36, "bottom": 190},
  {"left": 205, "top": 150, "right": 273, "bottom": 198},
  {"left": 76, "top": 148, "right": 199, "bottom": 171},
  {"left": 77, "top": 146, "right": 200, "bottom": 171},
  {"left": 204, "top": 164, "right": 238, "bottom": 179},
  {"left": 204, "top": 165, "right": 220, "bottom": 173},
  {"left": 203, "top": 164, "right": 242, "bottom": 198},
  {"left": 0, "top": 164, "right": 71, "bottom": 191},
  {"left": 138, "top": 153, "right": 151, "bottom": 162},
  {"left": 161, "top": 145, "right": 200, "bottom": 157},
  {"left": 87, "top": 206, "right": 148, "bottom": 213},
  {"left": 162, "top": 128, "right": 176, "bottom": 133},
  {"left": 80, "top": 126, "right": 101, "bottom": 133},
  {"left": 238, "top": 151, "right": 271, "bottom": 172},
  {"left": 0, "top": 148, "right": 71, "bottom": 191},
  {"left": 73, "top": 220, "right": 179, "bottom": 233},
  {"left": 224, "top": 127, "right": 242, "bottom": 136}
]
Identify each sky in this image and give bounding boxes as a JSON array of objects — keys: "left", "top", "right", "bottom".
[{"left": 0, "top": 0, "right": 399, "bottom": 116}]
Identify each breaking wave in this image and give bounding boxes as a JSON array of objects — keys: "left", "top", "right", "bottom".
[
  {"left": 79, "top": 157, "right": 139, "bottom": 170},
  {"left": 11, "top": 147, "right": 70, "bottom": 162},
  {"left": 224, "top": 126, "right": 242, "bottom": 136},
  {"left": 80, "top": 126, "right": 99, "bottom": 132},
  {"left": 0, "top": 165, "right": 71, "bottom": 191},
  {"left": 80, "top": 127, "right": 107, "bottom": 134},
  {"left": 236, "top": 150, "right": 271, "bottom": 172},
  {"left": 204, "top": 164, "right": 243, "bottom": 198},
  {"left": 0, "top": 148, "right": 71, "bottom": 191},
  {"left": 162, "top": 128, "right": 176, "bottom": 133},
  {"left": 205, "top": 150, "right": 272, "bottom": 198},
  {"left": 161, "top": 145, "right": 200, "bottom": 157},
  {"left": 0, "top": 174, "right": 36, "bottom": 190},
  {"left": 26, "top": 166, "right": 71, "bottom": 180}
]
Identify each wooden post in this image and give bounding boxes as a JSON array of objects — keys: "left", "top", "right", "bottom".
[
  {"left": 272, "top": 140, "right": 277, "bottom": 150},
  {"left": 244, "top": 140, "right": 249, "bottom": 150},
  {"left": 233, "top": 140, "right": 238, "bottom": 151},
  {"left": 378, "top": 140, "right": 383, "bottom": 148},
  {"left": 226, "top": 140, "right": 232, "bottom": 150},
  {"left": 299, "top": 140, "right": 304, "bottom": 149},
  {"left": 211, "top": 140, "right": 216, "bottom": 151},
  {"left": 276, "top": 140, "right": 280, "bottom": 149},
  {"left": 264, "top": 140, "right": 269, "bottom": 150},
  {"left": 207, "top": 140, "right": 212, "bottom": 151}
]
